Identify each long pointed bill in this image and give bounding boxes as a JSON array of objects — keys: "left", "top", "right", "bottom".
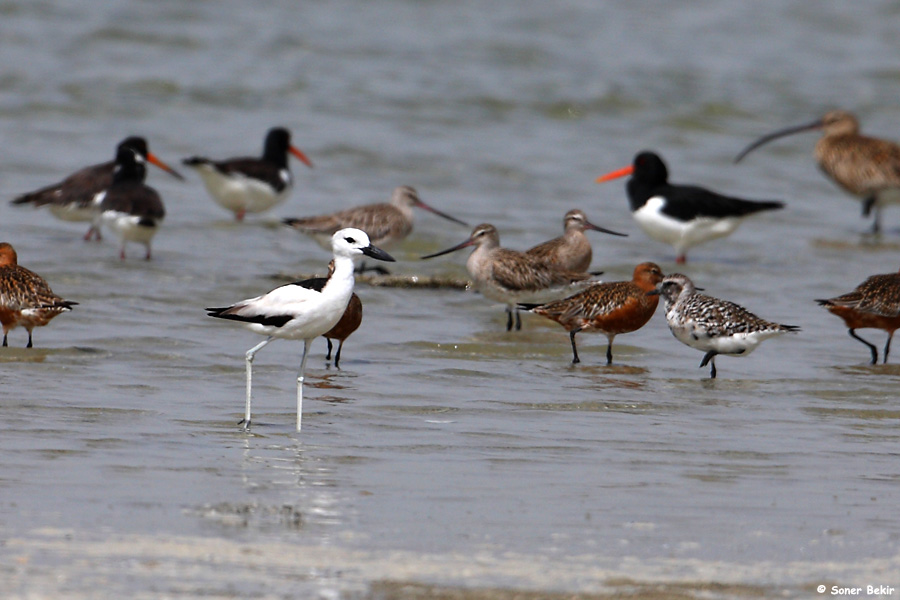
[
  {"left": 595, "top": 165, "right": 634, "bottom": 183},
  {"left": 147, "top": 152, "right": 186, "bottom": 181},
  {"left": 414, "top": 199, "right": 469, "bottom": 226},
  {"left": 584, "top": 220, "right": 628, "bottom": 237},
  {"left": 733, "top": 118, "right": 823, "bottom": 163},
  {"left": 289, "top": 145, "right": 314, "bottom": 168},
  {"left": 362, "top": 244, "right": 396, "bottom": 262},
  {"left": 420, "top": 238, "right": 475, "bottom": 260}
]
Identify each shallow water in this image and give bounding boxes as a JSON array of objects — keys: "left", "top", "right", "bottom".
[{"left": 2, "top": 1, "right": 900, "bottom": 598}]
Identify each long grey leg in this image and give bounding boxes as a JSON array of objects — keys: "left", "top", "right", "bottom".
[
  {"left": 296, "top": 338, "right": 312, "bottom": 432},
  {"left": 242, "top": 336, "right": 273, "bottom": 430}
]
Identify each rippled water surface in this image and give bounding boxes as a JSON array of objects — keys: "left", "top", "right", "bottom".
[{"left": 2, "top": 1, "right": 900, "bottom": 598}]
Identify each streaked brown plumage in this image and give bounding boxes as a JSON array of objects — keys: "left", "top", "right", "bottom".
[
  {"left": 525, "top": 209, "right": 627, "bottom": 272},
  {"left": 521, "top": 262, "right": 664, "bottom": 364},
  {"left": 9, "top": 136, "right": 183, "bottom": 241},
  {"left": 421, "top": 223, "right": 595, "bottom": 331},
  {"left": 816, "top": 268, "right": 900, "bottom": 364},
  {"left": 735, "top": 110, "right": 900, "bottom": 233},
  {"left": 284, "top": 186, "right": 467, "bottom": 259},
  {"left": 0, "top": 243, "right": 77, "bottom": 348},
  {"left": 321, "top": 261, "right": 363, "bottom": 368}
]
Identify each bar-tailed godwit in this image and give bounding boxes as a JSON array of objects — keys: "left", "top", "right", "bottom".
[
  {"left": 183, "top": 127, "right": 313, "bottom": 221},
  {"left": 206, "top": 228, "right": 394, "bottom": 431},
  {"left": 10, "top": 137, "right": 183, "bottom": 241},
  {"left": 651, "top": 273, "right": 799, "bottom": 378},
  {"left": 816, "top": 268, "right": 900, "bottom": 364},
  {"left": 0, "top": 243, "right": 77, "bottom": 348},
  {"left": 735, "top": 110, "right": 900, "bottom": 234},
  {"left": 284, "top": 186, "right": 467, "bottom": 272},
  {"left": 525, "top": 209, "right": 627, "bottom": 272},
  {"left": 421, "top": 223, "right": 595, "bottom": 331},
  {"left": 520, "top": 262, "right": 663, "bottom": 364},
  {"left": 597, "top": 151, "right": 784, "bottom": 263}
]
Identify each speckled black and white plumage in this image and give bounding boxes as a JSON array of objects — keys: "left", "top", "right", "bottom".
[{"left": 654, "top": 273, "right": 799, "bottom": 378}]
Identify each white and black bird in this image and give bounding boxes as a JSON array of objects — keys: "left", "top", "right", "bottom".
[
  {"left": 597, "top": 151, "right": 784, "bottom": 263},
  {"left": 10, "top": 136, "right": 183, "bottom": 241},
  {"left": 650, "top": 273, "right": 799, "bottom": 378},
  {"left": 206, "top": 228, "right": 395, "bottom": 431},
  {"left": 97, "top": 146, "right": 166, "bottom": 260},
  {"left": 183, "top": 127, "right": 313, "bottom": 221}
]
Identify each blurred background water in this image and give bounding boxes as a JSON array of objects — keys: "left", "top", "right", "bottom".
[{"left": 2, "top": 1, "right": 900, "bottom": 598}]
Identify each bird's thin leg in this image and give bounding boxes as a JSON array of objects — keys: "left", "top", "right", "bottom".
[
  {"left": 515, "top": 307, "right": 522, "bottom": 331},
  {"left": 296, "top": 339, "right": 312, "bottom": 432},
  {"left": 862, "top": 196, "right": 876, "bottom": 217},
  {"left": 883, "top": 332, "right": 894, "bottom": 365},
  {"left": 700, "top": 350, "right": 718, "bottom": 379},
  {"left": 2, "top": 333, "right": 6, "bottom": 347},
  {"left": 26, "top": 330, "right": 33, "bottom": 349},
  {"left": 505, "top": 307, "right": 514, "bottom": 332},
  {"left": 849, "top": 329, "right": 878, "bottom": 365},
  {"left": 569, "top": 329, "right": 581, "bottom": 364},
  {"left": 242, "top": 337, "right": 273, "bottom": 430},
  {"left": 606, "top": 338, "right": 614, "bottom": 366},
  {"left": 326, "top": 338, "right": 333, "bottom": 361},
  {"left": 334, "top": 340, "right": 344, "bottom": 369}
]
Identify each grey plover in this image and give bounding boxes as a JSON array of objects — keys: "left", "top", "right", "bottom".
[
  {"left": 520, "top": 262, "right": 664, "bottom": 365},
  {"left": 651, "top": 273, "right": 799, "bottom": 378},
  {"left": 816, "top": 268, "right": 900, "bottom": 365},
  {"left": 596, "top": 151, "right": 783, "bottom": 263},
  {"left": 206, "top": 228, "right": 394, "bottom": 431}
]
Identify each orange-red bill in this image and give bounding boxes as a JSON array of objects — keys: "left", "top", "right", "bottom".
[
  {"left": 289, "top": 146, "right": 314, "bottom": 168},
  {"left": 147, "top": 152, "right": 185, "bottom": 181},
  {"left": 595, "top": 165, "right": 634, "bottom": 183}
]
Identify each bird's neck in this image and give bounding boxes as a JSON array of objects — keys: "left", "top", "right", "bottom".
[{"left": 323, "top": 256, "right": 356, "bottom": 294}]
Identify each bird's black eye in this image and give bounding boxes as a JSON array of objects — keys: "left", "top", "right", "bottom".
[{"left": 344, "top": 236, "right": 356, "bottom": 244}]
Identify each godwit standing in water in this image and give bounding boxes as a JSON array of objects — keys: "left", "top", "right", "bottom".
[
  {"left": 183, "top": 127, "right": 313, "bottom": 221},
  {"left": 284, "top": 186, "right": 467, "bottom": 273},
  {"left": 0, "top": 242, "right": 77, "bottom": 348},
  {"left": 735, "top": 110, "right": 900, "bottom": 234},
  {"left": 206, "top": 228, "right": 394, "bottom": 431},
  {"left": 816, "top": 268, "right": 900, "bottom": 364},
  {"left": 520, "top": 262, "right": 664, "bottom": 364},
  {"left": 10, "top": 136, "right": 183, "bottom": 241},
  {"left": 597, "top": 151, "right": 784, "bottom": 263},
  {"left": 97, "top": 147, "right": 166, "bottom": 260},
  {"left": 421, "top": 223, "right": 594, "bottom": 331},
  {"left": 650, "top": 273, "right": 799, "bottom": 378},
  {"left": 525, "top": 209, "right": 627, "bottom": 272}
]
